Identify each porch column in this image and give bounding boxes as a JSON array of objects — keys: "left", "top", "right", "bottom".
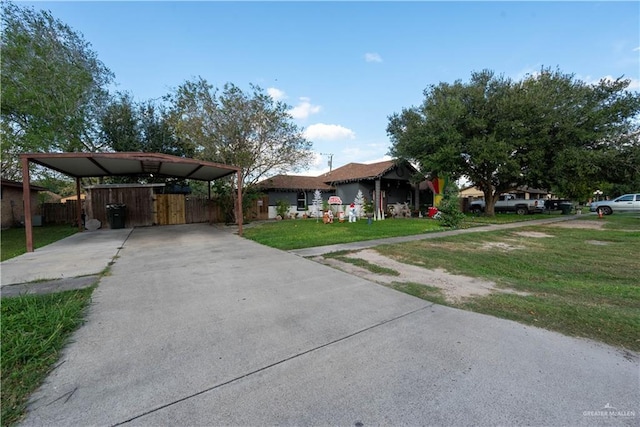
[
  {"left": 414, "top": 184, "right": 420, "bottom": 215},
  {"left": 375, "top": 178, "right": 382, "bottom": 221},
  {"left": 21, "top": 155, "right": 34, "bottom": 252}
]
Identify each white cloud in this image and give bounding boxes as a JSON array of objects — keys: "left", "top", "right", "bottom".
[
  {"left": 304, "top": 123, "right": 356, "bottom": 141},
  {"left": 633, "top": 46, "right": 640, "bottom": 52},
  {"left": 363, "top": 155, "right": 393, "bottom": 164},
  {"left": 364, "top": 52, "right": 383, "bottom": 63},
  {"left": 267, "top": 87, "right": 286, "bottom": 101},
  {"left": 289, "top": 97, "right": 321, "bottom": 119},
  {"left": 296, "top": 152, "right": 331, "bottom": 176}
]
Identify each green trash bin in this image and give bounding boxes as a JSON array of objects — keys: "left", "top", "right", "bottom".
[
  {"left": 106, "top": 204, "right": 126, "bottom": 229},
  {"left": 559, "top": 203, "right": 572, "bottom": 215}
]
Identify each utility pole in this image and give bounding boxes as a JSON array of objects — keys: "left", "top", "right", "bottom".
[{"left": 321, "top": 153, "right": 334, "bottom": 172}]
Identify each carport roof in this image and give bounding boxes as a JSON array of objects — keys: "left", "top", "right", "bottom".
[{"left": 20, "top": 152, "right": 240, "bottom": 182}]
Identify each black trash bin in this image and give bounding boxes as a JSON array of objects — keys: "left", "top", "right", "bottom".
[
  {"left": 559, "top": 203, "right": 572, "bottom": 215},
  {"left": 106, "top": 204, "right": 127, "bottom": 229}
]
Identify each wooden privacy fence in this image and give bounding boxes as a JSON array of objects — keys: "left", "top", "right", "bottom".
[
  {"left": 186, "top": 196, "right": 223, "bottom": 224},
  {"left": 42, "top": 201, "right": 79, "bottom": 225},
  {"left": 155, "top": 194, "right": 186, "bottom": 225},
  {"left": 40, "top": 196, "right": 225, "bottom": 227}
]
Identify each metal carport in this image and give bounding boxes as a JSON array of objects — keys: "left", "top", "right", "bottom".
[{"left": 20, "top": 152, "right": 243, "bottom": 252}]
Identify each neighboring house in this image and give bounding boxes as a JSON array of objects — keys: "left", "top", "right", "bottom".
[
  {"left": 256, "top": 160, "right": 434, "bottom": 219},
  {"left": 460, "top": 185, "right": 484, "bottom": 200},
  {"left": 1, "top": 179, "right": 47, "bottom": 228},
  {"left": 60, "top": 194, "right": 86, "bottom": 203}
]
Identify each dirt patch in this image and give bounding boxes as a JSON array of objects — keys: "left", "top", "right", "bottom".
[
  {"left": 513, "top": 231, "right": 554, "bottom": 238},
  {"left": 480, "top": 242, "right": 525, "bottom": 251},
  {"left": 314, "top": 249, "right": 528, "bottom": 303},
  {"left": 585, "top": 240, "right": 610, "bottom": 246},
  {"left": 547, "top": 220, "right": 605, "bottom": 230}
]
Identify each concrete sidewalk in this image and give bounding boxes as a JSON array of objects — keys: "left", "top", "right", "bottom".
[
  {"left": 20, "top": 224, "right": 638, "bottom": 426},
  {"left": 290, "top": 214, "right": 582, "bottom": 257},
  {"left": 1, "top": 228, "right": 133, "bottom": 286}
]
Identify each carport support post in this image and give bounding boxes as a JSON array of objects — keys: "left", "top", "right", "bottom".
[
  {"left": 76, "top": 177, "right": 83, "bottom": 232},
  {"left": 21, "top": 155, "right": 34, "bottom": 252},
  {"left": 207, "top": 180, "right": 213, "bottom": 225},
  {"left": 237, "top": 170, "right": 243, "bottom": 236}
]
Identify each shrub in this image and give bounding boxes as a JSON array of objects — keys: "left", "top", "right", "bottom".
[
  {"left": 437, "top": 184, "right": 465, "bottom": 228},
  {"left": 276, "top": 199, "right": 290, "bottom": 219}
]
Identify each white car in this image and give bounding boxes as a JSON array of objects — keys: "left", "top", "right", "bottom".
[{"left": 590, "top": 194, "right": 640, "bottom": 215}]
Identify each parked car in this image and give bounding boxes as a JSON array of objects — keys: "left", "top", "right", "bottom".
[
  {"left": 590, "top": 194, "right": 640, "bottom": 215},
  {"left": 469, "top": 194, "right": 545, "bottom": 215}
]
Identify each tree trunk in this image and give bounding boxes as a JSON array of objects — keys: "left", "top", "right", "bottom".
[{"left": 483, "top": 187, "right": 499, "bottom": 216}]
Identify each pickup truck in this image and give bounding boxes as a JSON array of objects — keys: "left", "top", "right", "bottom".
[{"left": 469, "top": 194, "right": 546, "bottom": 215}]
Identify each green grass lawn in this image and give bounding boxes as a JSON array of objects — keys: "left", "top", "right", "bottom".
[
  {"left": 243, "top": 217, "right": 450, "bottom": 250},
  {"left": 464, "top": 211, "right": 569, "bottom": 224},
  {"left": 1, "top": 224, "right": 88, "bottom": 426},
  {"left": 1, "top": 287, "right": 95, "bottom": 426},
  {"left": 374, "top": 214, "right": 640, "bottom": 351},
  {"left": 1, "top": 225, "right": 78, "bottom": 262},
  {"left": 243, "top": 212, "right": 577, "bottom": 250}
]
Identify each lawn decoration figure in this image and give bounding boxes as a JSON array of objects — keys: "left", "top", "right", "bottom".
[
  {"left": 389, "top": 202, "right": 411, "bottom": 218},
  {"left": 323, "top": 209, "right": 334, "bottom": 224},
  {"left": 348, "top": 203, "right": 357, "bottom": 222}
]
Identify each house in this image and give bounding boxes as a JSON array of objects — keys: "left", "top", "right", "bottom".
[
  {"left": 459, "top": 185, "right": 484, "bottom": 200},
  {"left": 60, "top": 194, "right": 86, "bottom": 203},
  {"left": 256, "top": 160, "right": 435, "bottom": 219},
  {"left": 255, "top": 175, "right": 334, "bottom": 218},
  {"left": 1, "top": 179, "right": 48, "bottom": 228}
]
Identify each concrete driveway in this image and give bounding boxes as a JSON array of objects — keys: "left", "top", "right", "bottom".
[{"left": 12, "top": 224, "right": 639, "bottom": 426}]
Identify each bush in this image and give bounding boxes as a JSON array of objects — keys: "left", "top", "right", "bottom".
[
  {"left": 276, "top": 200, "right": 290, "bottom": 219},
  {"left": 437, "top": 184, "right": 465, "bottom": 228}
]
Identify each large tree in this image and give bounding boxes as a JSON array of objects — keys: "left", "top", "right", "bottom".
[
  {"left": 1, "top": 1, "right": 113, "bottom": 179},
  {"left": 387, "top": 69, "right": 640, "bottom": 215},
  {"left": 166, "top": 77, "right": 313, "bottom": 187},
  {"left": 101, "top": 93, "right": 194, "bottom": 157}
]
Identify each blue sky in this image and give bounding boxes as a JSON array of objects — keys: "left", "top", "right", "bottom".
[{"left": 22, "top": 1, "right": 640, "bottom": 175}]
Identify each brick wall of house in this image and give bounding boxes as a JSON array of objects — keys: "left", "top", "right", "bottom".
[{"left": 1, "top": 185, "right": 40, "bottom": 228}]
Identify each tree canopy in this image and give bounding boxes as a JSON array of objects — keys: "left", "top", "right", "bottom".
[
  {"left": 1, "top": 0, "right": 314, "bottom": 212},
  {"left": 100, "top": 93, "right": 194, "bottom": 157},
  {"left": 166, "top": 77, "right": 314, "bottom": 187},
  {"left": 387, "top": 68, "right": 640, "bottom": 214},
  {"left": 1, "top": 1, "right": 113, "bottom": 179}
]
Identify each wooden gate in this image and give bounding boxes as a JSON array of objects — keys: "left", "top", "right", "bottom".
[
  {"left": 250, "top": 196, "right": 269, "bottom": 220},
  {"left": 155, "top": 194, "right": 186, "bottom": 225}
]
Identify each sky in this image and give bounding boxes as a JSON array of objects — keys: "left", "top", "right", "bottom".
[{"left": 20, "top": 1, "right": 640, "bottom": 176}]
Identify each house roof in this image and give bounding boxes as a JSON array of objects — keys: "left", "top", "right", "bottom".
[
  {"left": 20, "top": 152, "right": 239, "bottom": 182},
  {"left": 1, "top": 179, "right": 48, "bottom": 192},
  {"left": 256, "top": 175, "right": 333, "bottom": 191},
  {"left": 321, "top": 160, "right": 399, "bottom": 184},
  {"left": 256, "top": 159, "right": 421, "bottom": 191}
]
